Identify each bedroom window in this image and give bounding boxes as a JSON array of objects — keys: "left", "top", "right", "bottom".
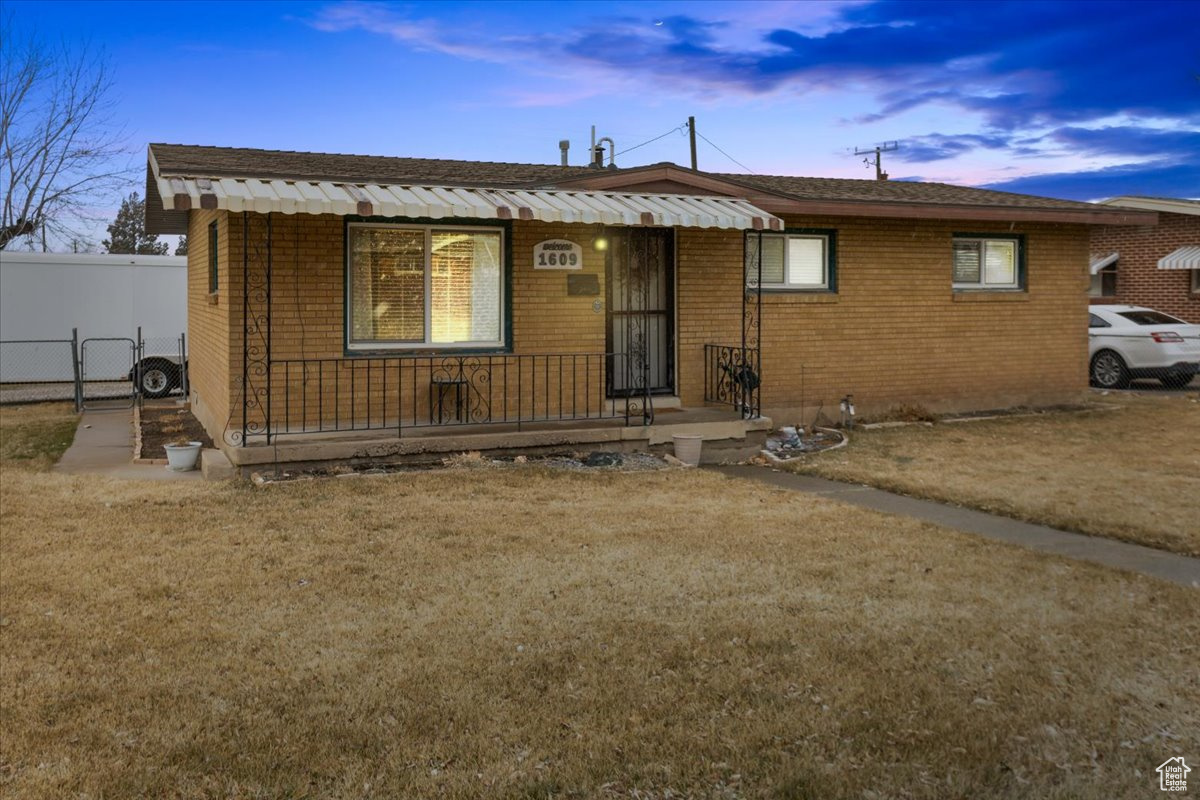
[
  {"left": 953, "top": 235, "right": 1023, "bottom": 290},
  {"left": 745, "top": 231, "right": 835, "bottom": 291},
  {"left": 347, "top": 224, "right": 504, "bottom": 349}
]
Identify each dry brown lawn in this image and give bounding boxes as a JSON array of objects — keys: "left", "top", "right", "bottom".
[
  {"left": 2, "top": 404, "right": 1198, "bottom": 799},
  {"left": 0, "top": 402, "right": 78, "bottom": 469},
  {"left": 790, "top": 395, "right": 1200, "bottom": 557}
]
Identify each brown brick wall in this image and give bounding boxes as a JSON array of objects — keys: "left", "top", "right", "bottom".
[
  {"left": 186, "top": 209, "right": 230, "bottom": 440},
  {"left": 677, "top": 216, "right": 1092, "bottom": 418},
  {"left": 1090, "top": 211, "right": 1200, "bottom": 322},
  {"left": 189, "top": 211, "right": 1093, "bottom": 441}
]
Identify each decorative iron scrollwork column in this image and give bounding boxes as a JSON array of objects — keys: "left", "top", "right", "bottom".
[
  {"left": 624, "top": 228, "right": 655, "bottom": 425},
  {"left": 741, "top": 230, "right": 763, "bottom": 418},
  {"left": 237, "top": 211, "right": 272, "bottom": 445}
]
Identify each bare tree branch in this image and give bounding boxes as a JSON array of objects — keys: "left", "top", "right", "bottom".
[{"left": 0, "top": 12, "right": 136, "bottom": 250}]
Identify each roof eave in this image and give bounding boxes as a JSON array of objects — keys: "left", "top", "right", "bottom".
[
  {"left": 754, "top": 196, "right": 1159, "bottom": 226},
  {"left": 548, "top": 162, "right": 1148, "bottom": 225},
  {"left": 1099, "top": 196, "right": 1200, "bottom": 216}
]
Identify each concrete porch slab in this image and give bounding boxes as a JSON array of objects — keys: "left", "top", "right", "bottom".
[{"left": 224, "top": 410, "right": 772, "bottom": 473}]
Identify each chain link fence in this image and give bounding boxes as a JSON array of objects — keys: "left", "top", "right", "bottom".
[
  {"left": 0, "top": 329, "right": 188, "bottom": 408},
  {"left": 0, "top": 336, "right": 81, "bottom": 406}
]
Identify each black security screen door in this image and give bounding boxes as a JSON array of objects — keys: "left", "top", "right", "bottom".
[{"left": 606, "top": 228, "right": 675, "bottom": 396}]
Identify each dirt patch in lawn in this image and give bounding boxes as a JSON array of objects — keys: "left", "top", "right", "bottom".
[
  {"left": 136, "top": 403, "right": 212, "bottom": 459},
  {"left": 787, "top": 394, "right": 1200, "bottom": 557},
  {"left": 1, "top": 446, "right": 1197, "bottom": 798}
]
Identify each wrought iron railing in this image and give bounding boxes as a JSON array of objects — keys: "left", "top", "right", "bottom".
[
  {"left": 256, "top": 352, "right": 652, "bottom": 441},
  {"left": 704, "top": 344, "right": 761, "bottom": 418}
]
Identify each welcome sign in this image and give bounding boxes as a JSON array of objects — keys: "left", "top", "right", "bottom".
[{"left": 533, "top": 239, "right": 583, "bottom": 270}]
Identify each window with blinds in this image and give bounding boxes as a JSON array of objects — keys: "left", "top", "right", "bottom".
[
  {"left": 348, "top": 224, "right": 505, "bottom": 349},
  {"left": 745, "top": 232, "right": 831, "bottom": 289},
  {"left": 952, "top": 236, "right": 1022, "bottom": 290}
]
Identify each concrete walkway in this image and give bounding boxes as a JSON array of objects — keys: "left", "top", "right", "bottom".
[
  {"left": 711, "top": 465, "right": 1200, "bottom": 588},
  {"left": 55, "top": 406, "right": 201, "bottom": 482}
]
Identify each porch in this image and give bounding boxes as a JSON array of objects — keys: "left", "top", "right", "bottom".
[
  {"left": 223, "top": 345, "right": 767, "bottom": 473},
  {"left": 215, "top": 199, "right": 773, "bottom": 465},
  {"left": 153, "top": 156, "right": 780, "bottom": 464}
]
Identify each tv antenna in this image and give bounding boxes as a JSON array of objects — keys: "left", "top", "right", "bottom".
[{"left": 854, "top": 141, "right": 898, "bottom": 180}]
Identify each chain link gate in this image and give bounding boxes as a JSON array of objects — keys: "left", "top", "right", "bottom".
[{"left": 80, "top": 337, "right": 137, "bottom": 409}]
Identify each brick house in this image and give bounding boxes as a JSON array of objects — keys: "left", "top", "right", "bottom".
[
  {"left": 143, "top": 144, "right": 1153, "bottom": 472},
  {"left": 1090, "top": 196, "right": 1200, "bottom": 322}
]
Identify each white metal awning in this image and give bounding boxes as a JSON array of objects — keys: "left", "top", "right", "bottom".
[
  {"left": 1089, "top": 252, "right": 1119, "bottom": 274},
  {"left": 1157, "top": 245, "right": 1200, "bottom": 270},
  {"left": 153, "top": 174, "right": 783, "bottom": 231}
]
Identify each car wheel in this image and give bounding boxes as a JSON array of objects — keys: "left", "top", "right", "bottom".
[
  {"left": 1090, "top": 350, "right": 1130, "bottom": 389},
  {"left": 1160, "top": 374, "right": 1195, "bottom": 389},
  {"left": 137, "top": 359, "right": 176, "bottom": 399}
]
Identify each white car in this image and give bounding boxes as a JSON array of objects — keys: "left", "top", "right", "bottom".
[{"left": 1088, "top": 305, "right": 1200, "bottom": 389}]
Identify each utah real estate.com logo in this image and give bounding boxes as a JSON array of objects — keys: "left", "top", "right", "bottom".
[{"left": 1158, "top": 756, "right": 1191, "bottom": 792}]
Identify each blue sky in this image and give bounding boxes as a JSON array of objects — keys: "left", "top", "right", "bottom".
[{"left": 8, "top": 0, "right": 1200, "bottom": 245}]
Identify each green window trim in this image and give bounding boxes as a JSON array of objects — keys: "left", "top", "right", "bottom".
[{"left": 342, "top": 215, "right": 513, "bottom": 355}]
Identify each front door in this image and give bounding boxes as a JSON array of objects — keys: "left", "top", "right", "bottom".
[{"left": 606, "top": 228, "right": 674, "bottom": 395}]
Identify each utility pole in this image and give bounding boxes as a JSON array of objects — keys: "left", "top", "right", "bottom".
[
  {"left": 688, "top": 116, "right": 698, "bottom": 170},
  {"left": 854, "top": 141, "right": 899, "bottom": 180}
]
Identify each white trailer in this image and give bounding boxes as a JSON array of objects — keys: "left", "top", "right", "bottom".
[{"left": 0, "top": 251, "right": 188, "bottom": 396}]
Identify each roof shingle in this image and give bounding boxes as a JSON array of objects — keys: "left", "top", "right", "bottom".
[{"left": 146, "top": 143, "right": 1126, "bottom": 218}]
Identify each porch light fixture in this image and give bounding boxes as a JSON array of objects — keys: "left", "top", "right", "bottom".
[{"left": 592, "top": 228, "right": 609, "bottom": 252}]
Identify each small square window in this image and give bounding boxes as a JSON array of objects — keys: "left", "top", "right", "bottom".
[
  {"left": 953, "top": 235, "right": 1022, "bottom": 290},
  {"left": 746, "top": 232, "right": 834, "bottom": 291}
]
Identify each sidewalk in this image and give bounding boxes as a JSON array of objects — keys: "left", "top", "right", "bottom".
[
  {"left": 710, "top": 465, "right": 1200, "bottom": 589},
  {"left": 55, "top": 406, "right": 201, "bottom": 482}
]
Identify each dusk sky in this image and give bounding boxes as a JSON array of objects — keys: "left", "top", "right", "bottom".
[{"left": 7, "top": 0, "right": 1200, "bottom": 246}]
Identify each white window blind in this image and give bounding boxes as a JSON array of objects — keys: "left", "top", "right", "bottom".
[
  {"left": 984, "top": 240, "right": 1015, "bottom": 284},
  {"left": 788, "top": 238, "right": 825, "bottom": 286},
  {"left": 952, "top": 241, "right": 981, "bottom": 283}
]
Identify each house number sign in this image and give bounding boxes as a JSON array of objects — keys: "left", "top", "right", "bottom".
[{"left": 533, "top": 239, "right": 583, "bottom": 270}]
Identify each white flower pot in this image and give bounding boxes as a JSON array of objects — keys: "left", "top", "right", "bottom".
[
  {"left": 164, "top": 441, "right": 202, "bottom": 471},
  {"left": 672, "top": 434, "right": 704, "bottom": 467}
]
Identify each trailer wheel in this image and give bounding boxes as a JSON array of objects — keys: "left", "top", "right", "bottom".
[{"left": 137, "top": 359, "right": 176, "bottom": 399}]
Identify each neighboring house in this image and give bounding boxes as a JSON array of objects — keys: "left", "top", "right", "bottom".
[
  {"left": 143, "top": 143, "right": 1152, "bottom": 472},
  {"left": 1090, "top": 196, "right": 1200, "bottom": 322}
]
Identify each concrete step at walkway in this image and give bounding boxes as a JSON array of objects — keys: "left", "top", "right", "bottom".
[
  {"left": 55, "top": 408, "right": 201, "bottom": 482},
  {"left": 710, "top": 465, "right": 1200, "bottom": 589}
]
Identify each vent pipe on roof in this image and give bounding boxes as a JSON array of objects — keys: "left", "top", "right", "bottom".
[
  {"left": 597, "top": 137, "right": 616, "bottom": 169},
  {"left": 588, "top": 126, "right": 617, "bottom": 169},
  {"left": 559, "top": 140, "right": 570, "bottom": 167}
]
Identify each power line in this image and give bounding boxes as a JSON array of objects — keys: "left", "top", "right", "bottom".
[
  {"left": 695, "top": 131, "right": 755, "bottom": 174},
  {"left": 614, "top": 123, "right": 689, "bottom": 158}
]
